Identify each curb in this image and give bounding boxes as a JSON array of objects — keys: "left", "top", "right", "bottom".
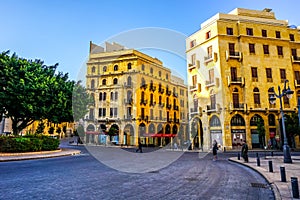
[
  {"left": 0, "top": 149, "right": 81, "bottom": 162},
  {"left": 228, "top": 158, "right": 281, "bottom": 200}
]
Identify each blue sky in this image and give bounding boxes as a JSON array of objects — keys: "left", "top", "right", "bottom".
[{"left": 1, "top": 0, "right": 300, "bottom": 82}]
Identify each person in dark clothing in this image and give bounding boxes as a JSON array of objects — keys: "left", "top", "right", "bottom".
[
  {"left": 212, "top": 140, "right": 218, "bottom": 161},
  {"left": 241, "top": 141, "right": 248, "bottom": 162},
  {"left": 136, "top": 141, "right": 143, "bottom": 153}
]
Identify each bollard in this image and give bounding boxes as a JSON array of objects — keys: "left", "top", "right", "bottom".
[
  {"left": 257, "top": 156, "right": 260, "bottom": 166},
  {"left": 268, "top": 161, "right": 273, "bottom": 172},
  {"left": 271, "top": 151, "right": 273, "bottom": 157},
  {"left": 280, "top": 167, "right": 286, "bottom": 182},
  {"left": 291, "top": 177, "right": 300, "bottom": 198},
  {"left": 256, "top": 152, "right": 259, "bottom": 158},
  {"left": 237, "top": 153, "right": 240, "bottom": 160}
]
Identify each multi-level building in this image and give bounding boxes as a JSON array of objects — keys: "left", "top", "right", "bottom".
[
  {"left": 187, "top": 8, "right": 300, "bottom": 150},
  {"left": 85, "top": 42, "right": 189, "bottom": 147}
]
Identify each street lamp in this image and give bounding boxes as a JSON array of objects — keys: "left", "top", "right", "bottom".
[{"left": 269, "top": 80, "right": 294, "bottom": 163}]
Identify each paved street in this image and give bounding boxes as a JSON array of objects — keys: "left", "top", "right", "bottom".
[{"left": 0, "top": 146, "right": 274, "bottom": 200}]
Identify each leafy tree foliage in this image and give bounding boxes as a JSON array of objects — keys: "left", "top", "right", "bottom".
[
  {"left": 257, "top": 118, "right": 266, "bottom": 148},
  {"left": 72, "top": 81, "right": 94, "bottom": 121},
  {"left": 0, "top": 51, "right": 74, "bottom": 134}
]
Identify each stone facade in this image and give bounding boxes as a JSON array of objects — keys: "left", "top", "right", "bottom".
[{"left": 187, "top": 8, "right": 300, "bottom": 150}]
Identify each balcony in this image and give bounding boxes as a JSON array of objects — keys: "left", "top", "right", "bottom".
[
  {"left": 189, "top": 83, "right": 201, "bottom": 92},
  {"left": 124, "top": 115, "right": 133, "bottom": 121},
  {"left": 123, "top": 82, "right": 132, "bottom": 88},
  {"left": 174, "top": 119, "right": 180, "bottom": 123},
  {"left": 269, "top": 103, "right": 276, "bottom": 109},
  {"left": 254, "top": 103, "right": 261, "bottom": 108},
  {"left": 158, "top": 102, "right": 165, "bottom": 107},
  {"left": 173, "top": 92, "right": 178, "bottom": 97},
  {"left": 173, "top": 105, "right": 179, "bottom": 110},
  {"left": 190, "top": 107, "right": 202, "bottom": 117},
  {"left": 207, "top": 105, "right": 217, "bottom": 113},
  {"left": 139, "top": 115, "right": 149, "bottom": 121},
  {"left": 167, "top": 118, "right": 173, "bottom": 123},
  {"left": 166, "top": 104, "right": 172, "bottom": 109},
  {"left": 158, "top": 87, "right": 164, "bottom": 94},
  {"left": 124, "top": 98, "right": 133, "bottom": 105},
  {"left": 204, "top": 55, "right": 213, "bottom": 64},
  {"left": 227, "top": 76, "right": 245, "bottom": 87},
  {"left": 267, "top": 78, "right": 273, "bottom": 82},
  {"left": 295, "top": 80, "right": 300, "bottom": 88},
  {"left": 140, "top": 84, "right": 147, "bottom": 89},
  {"left": 150, "top": 101, "right": 156, "bottom": 106},
  {"left": 166, "top": 89, "right": 172, "bottom": 96},
  {"left": 229, "top": 103, "right": 247, "bottom": 112},
  {"left": 140, "top": 99, "right": 148, "bottom": 105},
  {"left": 226, "top": 50, "right": 243, "bottom": 61},
  {"left": 291, "top": 55, "right": 300, "bottom": 63},
  {"left": 149, "top": 84, "right": 156, "bottom": 92},
  {"left": 188, "top": 60, "right": 200, "bottom": 71}
]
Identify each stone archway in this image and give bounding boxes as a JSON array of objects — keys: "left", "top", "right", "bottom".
[
  {"left": 191, "top": 117, "right": 203, "bottom": 150},
  {"left": 108, "top": 124, "right": 119, "bottom": 145},
  {"left": 124, "top": 124, "right": 134, "bottom": 146}
]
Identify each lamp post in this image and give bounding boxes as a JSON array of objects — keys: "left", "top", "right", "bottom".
[{"left": 269, "top": 80, "right": 293, "bottom": 163}]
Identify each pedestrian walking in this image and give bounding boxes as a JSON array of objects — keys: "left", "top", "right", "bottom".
[
  {"left": 241, "top": 141, "right": 248, "bottom": 162},
  {"left": 136, "top": 140, "right": 143, "bottom": 153},
  {"left": 212, "top": 140, "right": 218, "bottom": 161}
]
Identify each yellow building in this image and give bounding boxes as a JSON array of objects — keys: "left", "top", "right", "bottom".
[
  {"left": 187, "top": 8, "right": 300, "bottom": 150},
  {"left": 85, "top": 42, "right": 189, "bottom": 147}
]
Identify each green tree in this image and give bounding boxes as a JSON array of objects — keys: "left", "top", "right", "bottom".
[
  {"left": 285, "top": 113, "right": 300, "bottom": 148},
  {"left": 72, "top": 81, "right": 94, "bottom": 121},
  {"left": 0, "top": 51, "right": 74, "bottom": 135},
  {"left": 257, "top": 118, "right": 266, "bottom": 148}
]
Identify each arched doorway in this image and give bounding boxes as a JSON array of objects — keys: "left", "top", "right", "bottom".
[
  {"left": 108, "top": 124, "right": 119, "bottom": 145},
  {"left": 191, "top": 117, "right": 203, "bottom": 150},
  {"left": 86, "top": 124, "right": 95, "bottom": 144},
  {"left": 209, "top": 115, "right": 222, "bottom": 147},
  {"left": 231, "top": 114, "right": 246, "bottom": 149},
  {"left": 124, "top": 124, "right": 134, "bottom": 146},
  {"left": 165, "top": 124, "right": 171, "bottom": 145},
  {"left": 139, "top": 123, "right": 146, "bottom": 145},
  {"left": 157, "top": 124, "right": 163, "bottom": 146},
  {"left": 148, "top": 123, "right": 155, "bottom": 147},
  {"left": 250, "top": 114, "right": 265, "bottom": 148}
]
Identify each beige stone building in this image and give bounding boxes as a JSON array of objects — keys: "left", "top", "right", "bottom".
[
  {"left": 187, "top": 8, "right": 300, "bottom": 150},
  {"left": 85, "top": 42, "right": 189, "bottom": 147}
]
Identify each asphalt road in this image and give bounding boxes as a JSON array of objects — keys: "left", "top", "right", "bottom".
[{"left": 0, "top": 146, "right": 274, "bottom": 200}]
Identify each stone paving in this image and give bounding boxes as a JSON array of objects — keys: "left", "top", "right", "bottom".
[{"left": 229, "top": 155, "right": 300, "bottom": 200}]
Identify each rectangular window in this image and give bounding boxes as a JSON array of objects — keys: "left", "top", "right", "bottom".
[
  {"left": 89, "top": 108, "right": 94, "bottom": 120},
  {"left": 207, "top": 46, "right": 213, "bottom": 58},
  {"left": 275, "top": 31, "right": 281, "bottom": 38},
  {"left": 263, "top": 45, "right": 269, "bottom": 55},
  {"left": 266, "top": 68, "right": 272, "bottom": 82},
  {"left": 190, "top": 40, "right": 196, "bottom": 48},
  {"left": 246, "top": 28, "right": 253, "bottom": 36},
  {"left": 206, "top": 31, "right": 211, "bottom": 39},
  {"left": 251, "top": 67, "right": 258, "bottom": 81},
  {"left": 280, "top": 69, "right": 286, "bottom": 80},
  {"left": 150, "top": 109, "right": 153, "bottom": 119},
  {"left": 290, "top": 34, "right": 295, "bottom": 41},
  {"left": 191, "top": 54, "right": 196, "bottom": 65},
  {"left": 209, "top": 69, "right": 214, "bottom": 83},
  {"left": 292, "top": 49, "right": 297, "bottom": 57},
  {"left": 103, "top": 108, "right": 106, "bottom": 117},
  {"left": 227, "top": 27, "right": 233, "bottom": 35},
  {"left": 249, "top": 43, "right": 255, "bottom": 54},
  {"left": 114, "top": 108, "right": 117, "bottom": 117},
  {"left": 283, "top": 95, "right": 289, "bottom": 105},
  {"left": 229, "top": 43, "right": 235, "bottom": 55},
  {"left": 262, "top": 29, "right": 267, "bottom": 37},
  {"left": 277, "top": 46, "right": 283, "bottom": 56},
  {"left": 99, "top": 108, "right": 102, "bottom": 117},
  {"left": 295, "top": 71, "right": 300, "bottom": 81},
  {"left": 127, "top": 107, "right": 131, "bottom": 118},
  {"left": 254, "top": 94, "right": 260, "bottom": 104},
  {"left": 159, "top": 110, "right": 162, "bottom": 120},
  {"left": 110, "top": 108, "right": 113, "bottom": 117},
  {"left": 141, "top": 108, "right": 145, "bottom": 118},
  {"left": 192, "top": 75, "right": 197, "bottom": 86},
  {"left": 231, "top": 67, "right": 237, "bottom": 81}
]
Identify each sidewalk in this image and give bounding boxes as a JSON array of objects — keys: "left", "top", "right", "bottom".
[
  {"left": 229, "top": 155, "right": 300, "bottom": 200},
  {"left": 0, "top": 148, "right": 81, "bottom": 162}
]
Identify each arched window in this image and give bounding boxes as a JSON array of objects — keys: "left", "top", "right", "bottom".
[
  {"left": 148, "top": 124, "right": 155, "bottom": 134},
  {"left": 92, "top": 66, "right": 96, "bottom": 73},
  {"left": 210, "top": 115, "right": 221, "bottom": 127},
  {"left": 172, "top": 125, "right": 178, "bottom": 134},
  {"left": 103, "top": 66, "right": 107, "bottom": 72},
  {"left": 127, "top": 90, "right": 132, "bottom": 100},
  {"left": 114, "top": 65, "right": 118, "bottom": 71},
  {"left": 268, "top": 114, "right": 276, "bottom": 126},
  {"left": 250, "top": 114, "right": 263, "bottom": 126},
  {"left": 127, "top": 63, "right": 132, "bottom": 70},
  {"left": 102, "top": 79, "right": 106, "bottom": 85},
  {"left": 113, "top": 78, "right": 118, "bottom": 85},
  {"left": 253, "top": 87, "right": 260, "bottom": 106},
  {"left": 91, "top": 80, "right": 95, "bottom": 89},
  {"left": 127, "top": 76, "right": 132, "bottom": 86},
  {"left": 231, "top": 114, "right": 245, "bottom": 126}
]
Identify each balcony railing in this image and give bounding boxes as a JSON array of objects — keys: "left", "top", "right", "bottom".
[
  {"left": 158, "top": 102, "right": 165, "bottom": 107},
  {"left": 149, "top": 85, "right": 156, "bottom": 92},
  {"left": 166, "top": 104, "right": 172, "bottom": 109},
  {"left": 229, "top": 103, "right": 247, "bottom": 112},
  {"left": 226, "top": 50, "right": 242, "bottom": 61},
  {"left": 140, "top": 84, "right": 147, "bottom": 89},
  {"left": 173, "top": 105, "right": 179, "bottom": 110},
  {"left": 188, "top": 60, "right": 200, "bottom": 70},
  {"left": 292, "top": 55, "right": 300, "bottom": 63},
  {"left": 140, "top": 99, "right": 148, "bottom": 105},
  {"left": 150, "top": 101, "right": 156, "bottom": 106},
  {"left": 173, "top": 92, "right": 178, "bottom": 97},
  {"left": 166, "top": 89, "right": 172, "bottom": 96},
  {"left": 295, "top": 80, "right": 300, "bottom": 88},
  {"left": 227, "top": 76, "right": 245, "bottom": 87},
  {"left": 204, "top": 55, "right": 213, "bottom": 63},
  {"left": 158, "top": 87, "right": 164, "bottom": 94},
  {"left": 124, "top": 82, "right": 132, "bottom": 88},
  {"left": 124, "top": 98, "right": 133, "bottom": 105}
]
